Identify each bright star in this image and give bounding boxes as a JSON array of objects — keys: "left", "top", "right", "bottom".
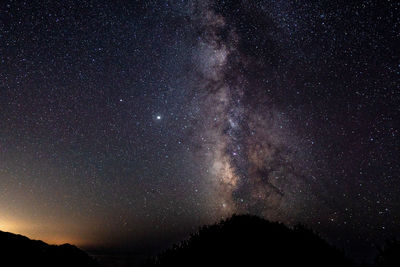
[{"left": 156, "top": 115, "right": 161, "bottom": 120}]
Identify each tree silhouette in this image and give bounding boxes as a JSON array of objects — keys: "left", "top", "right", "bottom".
[{"left": 145, "top": 214, "right": 355, "bottom": 267}]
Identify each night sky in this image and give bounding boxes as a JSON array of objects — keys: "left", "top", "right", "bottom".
[{"left": 0, "top": 0, "right": 399, "bottom": 259}]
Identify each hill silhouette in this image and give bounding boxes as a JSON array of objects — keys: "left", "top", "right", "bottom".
[
  {"left": 375, "top": 239, "right": 400, "bottom": 267},
  {"left": 145, "top": 214, "right": 355, "bottom": 267},
  {"left": 0, "top": 230, "right": 99, "bottom": 267}
]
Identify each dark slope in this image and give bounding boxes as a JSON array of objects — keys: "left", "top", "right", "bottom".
[
  {"left": 375, "top": 240, "right": 400, "bottom": 267},
  {"left": 146, "top": 214, "right": 355, "bottom": 267},
  {"left": 0, "top": 230, "right": 99, "bottom": 267}
]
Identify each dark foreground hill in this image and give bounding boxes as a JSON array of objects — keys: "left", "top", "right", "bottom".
[
  {"left": 0, "top": 230, "right": 99, "bottom": 267},
  {"left": 146, "top": 214, "right": 355, "bottom": 267}
]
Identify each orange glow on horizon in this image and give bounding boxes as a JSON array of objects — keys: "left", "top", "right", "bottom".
[{"left": 0, "top": 218, "right": 91, "bottom": 247}]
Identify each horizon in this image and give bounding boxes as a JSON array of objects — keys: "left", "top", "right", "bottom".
[
  {"left": 0, "top": 213, "right": 389, "bottom": 264},
  {"left": 0, "top": 0, "right": 398, "bottom": 262}
]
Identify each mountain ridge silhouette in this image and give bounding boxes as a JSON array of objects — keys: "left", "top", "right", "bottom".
[
  {"left": 2, "top": 215, "right": 399, "bottom": 267},
  {"left": 145, "top": 214, "right": 355, "bottom": 267},
  {"left": 0, "top": 229, "right": 99, "bottom": 267}
]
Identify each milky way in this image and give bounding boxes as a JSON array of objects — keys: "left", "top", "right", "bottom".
[
  {"left": 191, "top": 2, "right": 320, "bottom": 224},
  {"left": 0, "top": 0, "right": 398, "bottom": 259}
]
